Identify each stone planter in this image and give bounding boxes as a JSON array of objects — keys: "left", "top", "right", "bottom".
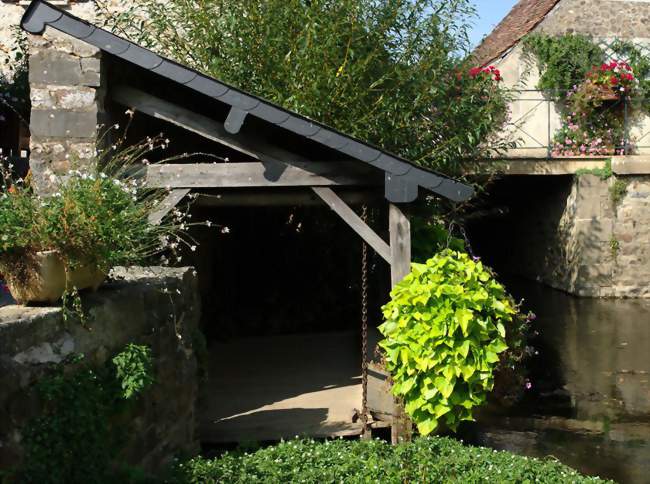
[{"left": 1, "top": 251, "right": 106, "bottom": 304}]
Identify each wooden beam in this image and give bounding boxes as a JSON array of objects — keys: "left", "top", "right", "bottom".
[
  {"left": 112, "top": 86, "right": 261, "bottom": 161},
  {"left": 148, "top": 188, "right": 190, "bottom": 224},
  {"left": 194, "top": 189, "right": 380, "bottom": 207},
  {"left": 311, "top": 187, "right": 391, "bottom": 263},
  {"left": 146, "top": 162, "right": 378, "bottom": 188},
  {"left": 388, "top": 203, "right": 412, "bottom": 444},
  {"left": 389, "top": 204, "right": 412, "bottom": 286}
]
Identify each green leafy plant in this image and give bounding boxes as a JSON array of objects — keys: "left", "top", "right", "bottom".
[
  {"left": 172, "top": 436, "right": 611, "bottom": 483},
  {"left": 98, "top": 0, "right": 512, "bottom": 174},
  {"left": 609, "top": 178, "right": 628, "bottom": 206},
  {"left": 379, "top": 250, "right": 526, "bottom": 435},
  {"left": 575, "top": 159, "right": 613, "bottom": 180},
  {"left": 0, "top": 134, "right": 199, "bottom": 307},
  {"left": 113, "top": 343, "right": 154, "bottom": 399},
  {"left": 0, "top": 27, "right": 30, "bottom": 126},
  {"left": 610, "top": 236, "right": 620, "bottom": 258},
  {"left": 19, "top": 344, "right": 155, "bottom": 483},
  {"left": 522, "top": 33, "right": 604, "bottom": 96}
]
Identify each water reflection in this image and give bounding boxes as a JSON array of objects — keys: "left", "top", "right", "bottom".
[{"left": 466, "top": 278, "right": 650, "bottom": 484}]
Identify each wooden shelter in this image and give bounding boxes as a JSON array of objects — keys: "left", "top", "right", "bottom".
[{"left": 22, "top": 0, "right": 473, "bottom": 443}]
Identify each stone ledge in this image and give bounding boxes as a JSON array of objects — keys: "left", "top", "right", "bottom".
[{"left": 611, "top": 155, "right": 650, "bottom": 175}]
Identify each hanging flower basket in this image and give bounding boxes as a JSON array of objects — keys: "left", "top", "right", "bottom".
[
  {"left": 593, "top": 83, "right": 620, "bottom": 101},
  {"left": 1, "top": 251, "right": 105, "bottom": 304}
]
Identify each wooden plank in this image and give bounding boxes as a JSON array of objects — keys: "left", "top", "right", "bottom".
[
  {"left": 388, "top": 203, "right": 412, "bottom": 444},
  {"left": 195, "top": 189, "right": 380, "bottom": 207},
  {"left": 311, "top": 187, "right": 391, "bottom": 263},
  {"left": 146, "top": 162, "right": 377, "bottom": 188},
  {"left": 389, "top": 204, "right": 411, "bottom": 286},
  {"left": 148, "top": 188, "right": 190, "bottom": 224}
]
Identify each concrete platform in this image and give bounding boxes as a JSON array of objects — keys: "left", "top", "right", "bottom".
[{"left": 199, "top": 331, "right": 375, "bottom": 443}]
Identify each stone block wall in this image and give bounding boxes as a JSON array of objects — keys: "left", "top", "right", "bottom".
[
  {"left": 539, "top": 0, "right": 650, "bottom": 39},
  {"left": 0, "top": 266, "right": 201, "bottom": 473},
  {"left": 506, "top": 174, "right": 650, "bottom": 298},
  {"left": 27, "top": 26, "right": 105, "bottom": 192}
]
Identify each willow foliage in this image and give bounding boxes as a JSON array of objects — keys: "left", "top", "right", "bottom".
[{"left": 99, "top": 0, "right": 511, "bottom": 174}]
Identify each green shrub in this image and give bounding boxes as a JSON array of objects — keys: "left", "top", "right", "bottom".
[
  {"left": 19, "top": 345, "right": 154, "bottom": 483},
  {"left": 98, "top": 0, "right": 512, "bottom": 174},
  {"left": 0, "top": 137, "right": 182, "bottom": 276},
  {"left": 173, "top": 437, "right": 612, "bottom": 483},
  {"left": 379, "top": 250, "right": 527, "bottom": 435}
]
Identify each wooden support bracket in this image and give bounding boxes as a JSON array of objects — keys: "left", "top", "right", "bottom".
[
  {"left": 311, "top": 187, "right": 391, "bottom": 263},
  {"left": 148, "top": 188, "right": 190, "bottom": 225}
]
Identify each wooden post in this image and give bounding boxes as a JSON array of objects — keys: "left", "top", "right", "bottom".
[{"left": 389, "top": 203, "right": 412, "bottom": 444}]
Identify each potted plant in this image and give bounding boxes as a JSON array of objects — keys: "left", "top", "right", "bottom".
[{"left": 0, "top": 139, "right": 192, "bottom": 305}]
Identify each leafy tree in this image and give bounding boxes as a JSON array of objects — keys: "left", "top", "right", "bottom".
[{"left": 99, "top": 0, "right": 512, "bottom": 174}]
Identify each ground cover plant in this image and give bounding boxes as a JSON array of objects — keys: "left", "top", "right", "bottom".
[
  {"left": 99, "top": 0, "right": 512, "bottom": 174},
  {"left": 13, "top": 345, "right": 154, "bottom": 483},
  {"left": 173, "top": 436, "right": 612, "bottom": 483}
]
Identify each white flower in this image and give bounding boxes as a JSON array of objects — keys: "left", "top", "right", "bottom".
[
  {"left": 190, "top": 245, "right": 197, "bottom": 252},
  {"left": 221, "top": 226, "right": 230, "bottom": 234},
  {"left": 205, "top": 220, "right": 212, "bottom": 227}
]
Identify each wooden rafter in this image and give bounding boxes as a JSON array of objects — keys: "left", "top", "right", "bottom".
[
  {"left": 311, "top": 187, "right": 391, "bottom": 263},
  {"left": 146, "top": 163, "right": 379, "bottom": 189}
]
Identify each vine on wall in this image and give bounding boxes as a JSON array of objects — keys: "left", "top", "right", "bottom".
[
  {"left": 16, "top": 344, "right": 154, "bottom": 483},
  {"left": 523, "top": 34, "right": 650, "bottom": 156}
]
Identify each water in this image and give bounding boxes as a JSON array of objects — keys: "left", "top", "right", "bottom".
[{"left": 465, "top": 278, "right": 650, "bottom": 483}]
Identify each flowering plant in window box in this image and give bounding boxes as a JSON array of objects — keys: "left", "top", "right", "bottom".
[{"left": 0, "top": 137, "right": 196, "bottom": 306}]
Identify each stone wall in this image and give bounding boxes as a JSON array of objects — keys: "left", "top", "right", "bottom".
[
  {"left": 501, "top": 174, "right": 650, "bottom": 298},
  {"left": 0, "top": 266, "right": 201, "bottom": 473},
  {"left": 27, "top": 26, "right": 105, "bottom": 192},
  {"left": 539, "top": 0, "right": 650, "bottom": 38}
]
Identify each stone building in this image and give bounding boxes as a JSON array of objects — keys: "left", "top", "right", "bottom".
[{"left": 468, "top": 0, "right": 650, "bottom": 298}]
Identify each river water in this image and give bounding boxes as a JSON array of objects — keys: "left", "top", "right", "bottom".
[{"left": 464, "top": 278, "right": 650, "bottom": 484}]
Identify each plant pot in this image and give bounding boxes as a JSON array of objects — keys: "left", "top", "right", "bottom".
[{"left": 1, "top": 251, "right": 106, "bottom": 304}]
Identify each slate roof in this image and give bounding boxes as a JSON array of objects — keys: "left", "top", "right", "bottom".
[
  {"left": 21, "top": 0, "right": 474, "bottom": 203},
  {"left": 472, "top": 0, "right": 561, "bottom": 66}
]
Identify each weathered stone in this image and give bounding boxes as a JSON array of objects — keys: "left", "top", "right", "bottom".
[
  {"left": 29, "top": 50, "right": 84, "bottom": 87},
  {"left": 0, "top": 267, "right": 200, "bottom": 473},
  {"left": 30, "top": 109, "right": 98, "bottom": 139},
  {"left": 43, "top": 27, "right": 101, "bottom": 58}
]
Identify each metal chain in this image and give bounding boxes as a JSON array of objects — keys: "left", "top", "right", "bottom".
[{"left": 360, "top": 204, "right": 370, "bottom": 438}]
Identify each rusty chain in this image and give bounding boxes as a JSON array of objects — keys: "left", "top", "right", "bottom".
[{"left": 360, "top": 204, "right": 370, "bottom": 438}]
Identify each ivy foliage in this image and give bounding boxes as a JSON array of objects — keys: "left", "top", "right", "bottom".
[
  {"left": 113, "top": 343, "right": 155, "bottom": 399},
  {"left": 98, "top": 0, "right": 511, "bottom": 174},
  {"left": 173, "top": 436, "right": 612, "bottom": 483},
  {"left": 18, "top": 345, "right": 154, "bottom": 483},
  {"left": 379, "top": 250, "right": 523, "bottom": 436},
  {"left": 521, "top": 33, "right": 604, "bottom": 96}
]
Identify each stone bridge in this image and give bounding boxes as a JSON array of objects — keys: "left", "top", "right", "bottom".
[{"left": 470, "top": 156, "right": 650, "bottom": 298}]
